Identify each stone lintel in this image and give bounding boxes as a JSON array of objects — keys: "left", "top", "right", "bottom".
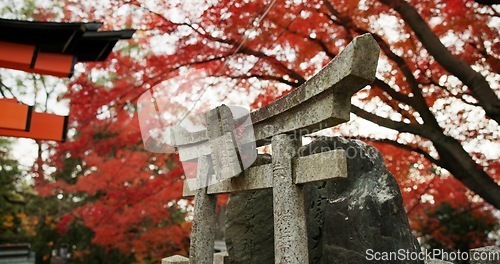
[
  {"left": 251, "top": 33, "right": 379, "bottom": 125},
  {"left": 206, "top": 163, "right": 273, "bottom": 194},
  {"left": 294, "top": 149, "right": 347, "bottom": 184},
  {"left": 251, "top": 89, "right": 351, "bottom": 146},
  {"left": 182, "top": 149, "right": 347, "bottom": 196}
]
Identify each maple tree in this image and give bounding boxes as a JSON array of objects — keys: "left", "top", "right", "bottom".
[
  {"left": 55, "top": 0, "right": 499, "bottom": 205},
  {"left": 1, "top": 0, "right": 498, "bottom": 262}
]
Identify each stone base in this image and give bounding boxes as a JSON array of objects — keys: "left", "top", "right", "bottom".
[
  {"left": 161, "top": 255, "right": 189, "bottom": 264},
  {"left": 470, "top": 246, "right": 500, "bottom": 264}
]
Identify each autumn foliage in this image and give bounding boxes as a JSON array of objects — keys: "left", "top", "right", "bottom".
[
  {"left": 370, "top": 141, "right": 498, "bottom": 252},
  {"left": 2, "top": 0, "right": 497, "bottom": 262},
  {"left": 37, "top": 94, "right": 191, "bottom": 260}
]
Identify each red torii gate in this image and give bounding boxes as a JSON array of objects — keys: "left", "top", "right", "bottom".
[{"left": 0, "top": 18, "right": 134, "bottom": 141}]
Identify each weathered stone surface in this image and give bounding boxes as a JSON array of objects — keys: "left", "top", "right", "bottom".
[
  {"left": 272, "top": 134, "right": 308, "bottom": 264},
  {"left": 206, "top": 106, "right": 243, "bottom": 182},
  {"left": 225, "top": 137, "right": 422, "bottom": 264},
  {"left": 178, "top": 141, "right": 211, "bottom": 162},
  {"left": 214, "top": 251, "right": 230, "bottom": 264},
  {"left": 207, "top": 163, "right": 273, "bottom": 194},
  {"left": 295, "top": 149, "right": 347, "bottom": 185},
  {"left": 169, "top": 125, "right": 207, "bottom": 146},
  {"left": 161, "top": 255, "right": 189, "bottom": 264},
  {"left": 182, "top": 179, "right": 197, "bottom": 196},
  {"left": 167, "top": 34, "right": 382, "bottom": 264},
  {"left": 470, "top": 246, "right": 500, "bottom": 264},
  {"left": 303, "top": 137, "right": 422, "bottom": 264},
  {"left": 183, "top": 148, "right": 346, "bottom": 196},
  {"left": 425, "top": 259, "right": 452, "bottom": 264},
  {"left": 225, "top": 190, "right": 274, "bottom": 264},
  {"left": 249, "top": 34, "right": 380, "bottom": 146},
  {"left": 166, "top": 33, "right": 382, "bottom": 263},
  {"left": 225, "top": 155, "right": 274, "bottom": 264},
  {"left": 185, "top": 148, "right": 346, "bottom": 196},
  {"left": 189, "top": 188, "right": 216, "bottom": 264}
]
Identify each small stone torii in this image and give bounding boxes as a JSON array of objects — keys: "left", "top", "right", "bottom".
[{"left": 163, "top": 34, "right": 380, "bottom": 264}]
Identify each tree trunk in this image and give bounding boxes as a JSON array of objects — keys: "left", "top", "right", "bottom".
[
  {"left": 432, "top": 134, "right": 500, "bottom": 209},
  {"left": 351, "top": 106, "right": 500, "bottom": 209}
]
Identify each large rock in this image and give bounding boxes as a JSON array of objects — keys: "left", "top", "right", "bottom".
[
  {"left": 302, "top": 137, "right": 422, "bottom": 264},
  {"left": 225, "top": 155, "right": 274, "bottom": 264},
  {"left": 225, "top": 137, "right": 422, "bottom": 263}
]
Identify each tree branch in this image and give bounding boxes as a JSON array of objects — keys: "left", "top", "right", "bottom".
[
  {"left": 235, "top": 45, "right": 306, "bottom": 84},
  {"left": 425, "top": 79, "right": 480, "bottom": 107},
  {"left": 324, "top": 0, "right": 442, "bottom": 129},
  {"left": 424, "top": 203, "right": 488, "bottom": 237},
  {"left": 379, "top": 0, "right": 500, "bottom": 124},
  {"left": 131, "top": 1, "right": 307, "bottom": 85},
  {"left": 353, "top": 104, "right": 500, "bottom": 209},
  {"left": 373, "top": 78, "right": 413, "bottom": 106},
  {"left": 0, "top": 80, "right": 15, "bottom": 98},
  {"left": 213, "top": 73, "right": 299, "bottom": 87},
  {"left": 351, "top": 104, "right": 437, "bottom": 139},
  {"left": 267, "top": 15, "right": 338, "bottom": 59},
  {"left": 344, "top": 135, "right": 443, "bottom": 167}
]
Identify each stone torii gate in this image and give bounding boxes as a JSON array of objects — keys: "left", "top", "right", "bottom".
[{"left": 163, "top": 34, "right": 380, "bottom": 264}]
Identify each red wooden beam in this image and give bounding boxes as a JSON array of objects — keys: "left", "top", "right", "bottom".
[
  {"left": 0, "top": 112, "right": 68, "bottom": 142},
  {"left": 31, "top": 52, "right": 75, "bottom": 77},
  {"left": 0, "top": 98, "right": 32, "bottom": 131},
  {"left": 0, "top": 41, "right": 75, "bottom": 77},
  {"left": 0, "top": 41, "right": 34, "bottom": 72}
]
